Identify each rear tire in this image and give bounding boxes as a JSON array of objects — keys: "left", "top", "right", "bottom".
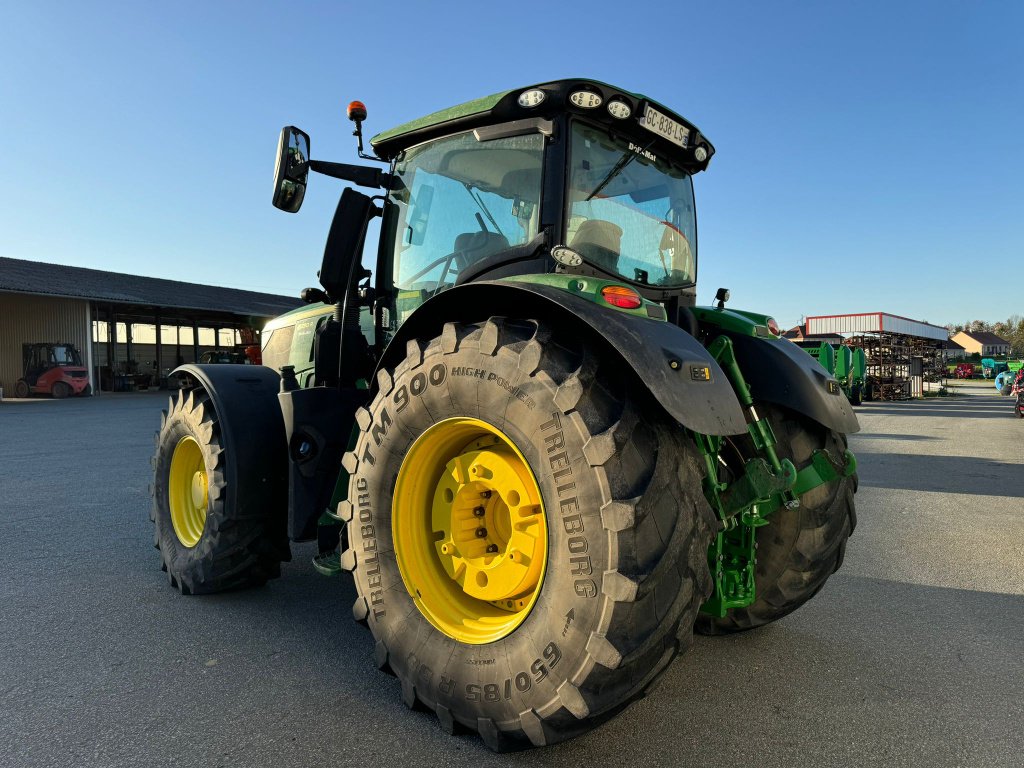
[
  {"left": 151, "top": 385, "right": 290, "bottom": 594},
  {"left": 52, "top": 381, "right": 71, "bottom": 399},
  {"left": 697, "top": 403, "right": 857, "bottom": 634},
  {"left": 342, "top": 318, "right": 716, "bottom": 750}
]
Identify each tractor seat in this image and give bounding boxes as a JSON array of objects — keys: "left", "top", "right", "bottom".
[
  {"left": 453, "top": 231, "right": 510, "bottom": 272},
  {"left": 570, "top": 219, "right": 622, "bottom": 273}
]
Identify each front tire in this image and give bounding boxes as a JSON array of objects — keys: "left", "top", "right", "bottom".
[
  {"left": 697, "top": 403, "right": 857, "bottom": 634},
  {"left": 342, "top": 318, "right": 715, "bottom": 750},
  {"left": 151, "top": 385, "right": 290, "bottom": 594},
  {"left": 14, "top": 380, "right": 30, "bottom": 398},
  {"left": 849, "top": 383, "right": 863, "bottom": 406}
]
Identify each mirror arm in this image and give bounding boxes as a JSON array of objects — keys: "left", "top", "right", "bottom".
[{"left": 308, "top": 160, "right": 392, "bottom": 190}]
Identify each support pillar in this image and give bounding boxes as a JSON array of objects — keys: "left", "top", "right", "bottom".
[{"left": 155, "top": 309, "right": 163, "bottom": 389}]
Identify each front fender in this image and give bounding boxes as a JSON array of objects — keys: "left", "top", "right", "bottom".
[
  {"left": 727, "top": 334, "right": 861, "bottom": 434},
  {"left": 171, "top": 364, "right": 286, "bottom": 449},
  {"left": 378, "top": 281, "right": 748, "bottom": 436},
  {"left": 170, "top": 363, "right": 290, "bottom": 523}
]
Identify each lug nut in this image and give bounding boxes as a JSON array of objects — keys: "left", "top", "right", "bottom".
[
  {"left": 481, "top": 490, "right": 492, "bottom": 499},
  {"left": 473, "top": 506, "right": 485, "bottom": 517},
  {"left": 475, "top": 528, "right": 487, "bottom": 538},
  {"left": 486, "top": 544, "right": 498, "bottom": 553}
]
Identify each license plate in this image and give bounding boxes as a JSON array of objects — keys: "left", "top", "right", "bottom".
[{"left": 639, "top": 105, "right": 690, "bottom": 148}]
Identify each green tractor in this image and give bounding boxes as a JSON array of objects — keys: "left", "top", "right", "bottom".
[{"left": 151, "top": 79, "right": 859, "bottom": 750}]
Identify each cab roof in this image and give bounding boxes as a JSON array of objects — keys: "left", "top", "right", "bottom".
[{"left": 369, "top": 78, "right": 714, "bottom": 170}]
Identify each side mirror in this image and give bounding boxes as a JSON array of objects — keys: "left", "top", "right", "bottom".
[{"left": 272, "top": 126, "right": 311, "bottom": 212}]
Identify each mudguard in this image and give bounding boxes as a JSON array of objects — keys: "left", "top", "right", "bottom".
[
  {"left": 726, "top": 333, "right": 861, "bottom": 434},
  {"left": 378, "top": 281, "right": 748, "bottom": 436},
  {"left": 172, "top": 364, "right": 286, "bottom": 451},
  {"left": 170, "top": 363, "right": 290, "bottom": 525},
  {"left": 173, "top": 363, "right": 364, "bottom": 542}
]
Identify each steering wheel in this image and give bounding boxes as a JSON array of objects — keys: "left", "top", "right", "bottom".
[{"left": 402, "top": 249, "right": 461, "bottom": 287}]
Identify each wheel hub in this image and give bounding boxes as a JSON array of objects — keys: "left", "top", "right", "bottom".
[
  {"left": 191, "top": 470, "right": 208, "bottom": 510},
  {"left": 393, "top": 418, "right": 547, "bottom": 644},
  {"left": 432, "top": 442, "right": 544, "bottom": 608},
  {"left": 168, "top": 436, "right": 208, "bottom": 548}
]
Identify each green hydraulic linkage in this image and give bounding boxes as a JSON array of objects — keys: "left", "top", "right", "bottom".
[{"left": 695, "top": 335, "right": 856, "bottom": 617}]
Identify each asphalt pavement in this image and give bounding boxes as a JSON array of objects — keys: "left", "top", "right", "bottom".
[{"left": 1, "top": 382, "right": 1021, "bottom": 768}]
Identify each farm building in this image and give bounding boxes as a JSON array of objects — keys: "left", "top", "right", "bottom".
[{"left": 0, "top": 257, "right": 301, "bottom": 396}]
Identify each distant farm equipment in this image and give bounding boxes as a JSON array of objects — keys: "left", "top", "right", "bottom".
[
  {"left": 981, "top": 358, "right": 1009, "bottom": 379},
  {"left": 13, "top": 343, "right": 91, "bottom": 398},
  {"left": 995, "top": 370, "right": 1014, "bottom": 395},
  {"left": 795, "top": 342, "right": 866, "bottom": 405},
  {"left": 954, "top": 363, "right": 975, "bottom": 379}
]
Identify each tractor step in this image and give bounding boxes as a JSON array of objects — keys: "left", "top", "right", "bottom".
[{"left": 311, "top": 551, "right": 343, "bottom": 577}]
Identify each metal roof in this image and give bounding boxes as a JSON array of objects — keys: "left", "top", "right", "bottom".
[
  {"left": 806, "top": 312, "right": 949, "bottom": 341},
  {"left": 0, "top": 257, "right": 303, "bottom": 318}
]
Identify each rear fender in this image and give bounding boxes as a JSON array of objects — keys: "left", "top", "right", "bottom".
[
  {"left": 37, "top": 368, "right": 61, "bottom": 393},
  {"left": 693, "top": 307, "right": 860, "bottom": 434},
  {"left": 378, "top": 281, "right": 748, "bottom": 436},
  {"left": 728, "top": 334, "right": 860, "bottom": 434}
]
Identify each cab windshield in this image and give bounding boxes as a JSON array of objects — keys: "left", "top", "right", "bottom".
[
  {"left": 567, "top": 122, "right": 696, "bottom": 287},
  {"left": 386, "top": 130, "right": 544, "bottom": 323},
  {"left": 51, "top": 346, "right": 82, "bottom": 366}
]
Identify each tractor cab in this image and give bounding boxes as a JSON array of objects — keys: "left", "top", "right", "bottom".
[
  {"left": 272, "top": 80, "right": 715, "bottom": 358},
  {"left": 16, "top": 343, "right": 91, "bottom": 398}
]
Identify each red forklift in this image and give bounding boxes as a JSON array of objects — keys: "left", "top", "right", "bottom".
[{"left": 13, "top": 343, "right": 92, "bottom": 398}]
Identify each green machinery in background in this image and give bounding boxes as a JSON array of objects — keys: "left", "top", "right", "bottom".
[{"left": 796, "top": 341, "right": 865, "bottom": 405}]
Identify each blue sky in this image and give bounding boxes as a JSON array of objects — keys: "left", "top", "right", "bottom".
[{"left": 2, "top": 1, "right": 1021, "bottom": 329}]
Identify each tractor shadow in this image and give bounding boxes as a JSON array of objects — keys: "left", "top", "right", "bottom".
[
  {"left": 577, "top": 575, "right": 1024, "bottom": 768},
  {"left": 854, "top": 453, "right": 1024, "bottom": 496},
  {"left": 852, "top": 433, "right": 940, "bottom": 442},
  {"left": 859, "top": 406, "right": 1013, "bottom": 419}
]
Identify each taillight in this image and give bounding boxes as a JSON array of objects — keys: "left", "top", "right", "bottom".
[{"left": 601, "top": 285, "right": 643, "bottom": 310}]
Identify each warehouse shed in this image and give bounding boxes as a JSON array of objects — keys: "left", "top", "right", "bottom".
[
  {"left": 805, "top": 312, "right": 949, "bottom": 399},
  {"left": 0, "top": 257, "right": 302, "bottom": 396}
]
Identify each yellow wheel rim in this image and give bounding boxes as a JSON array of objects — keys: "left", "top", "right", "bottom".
[
  {"left": 393, "top": 418, "right": 548, "bottom": 644},
  {"left": 168, "top": 436, "right": 208, "bottom": 548}
]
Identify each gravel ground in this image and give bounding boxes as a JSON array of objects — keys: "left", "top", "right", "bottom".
[{"left": 1, "top": 383, "right": 1021, "bottom": 768}]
